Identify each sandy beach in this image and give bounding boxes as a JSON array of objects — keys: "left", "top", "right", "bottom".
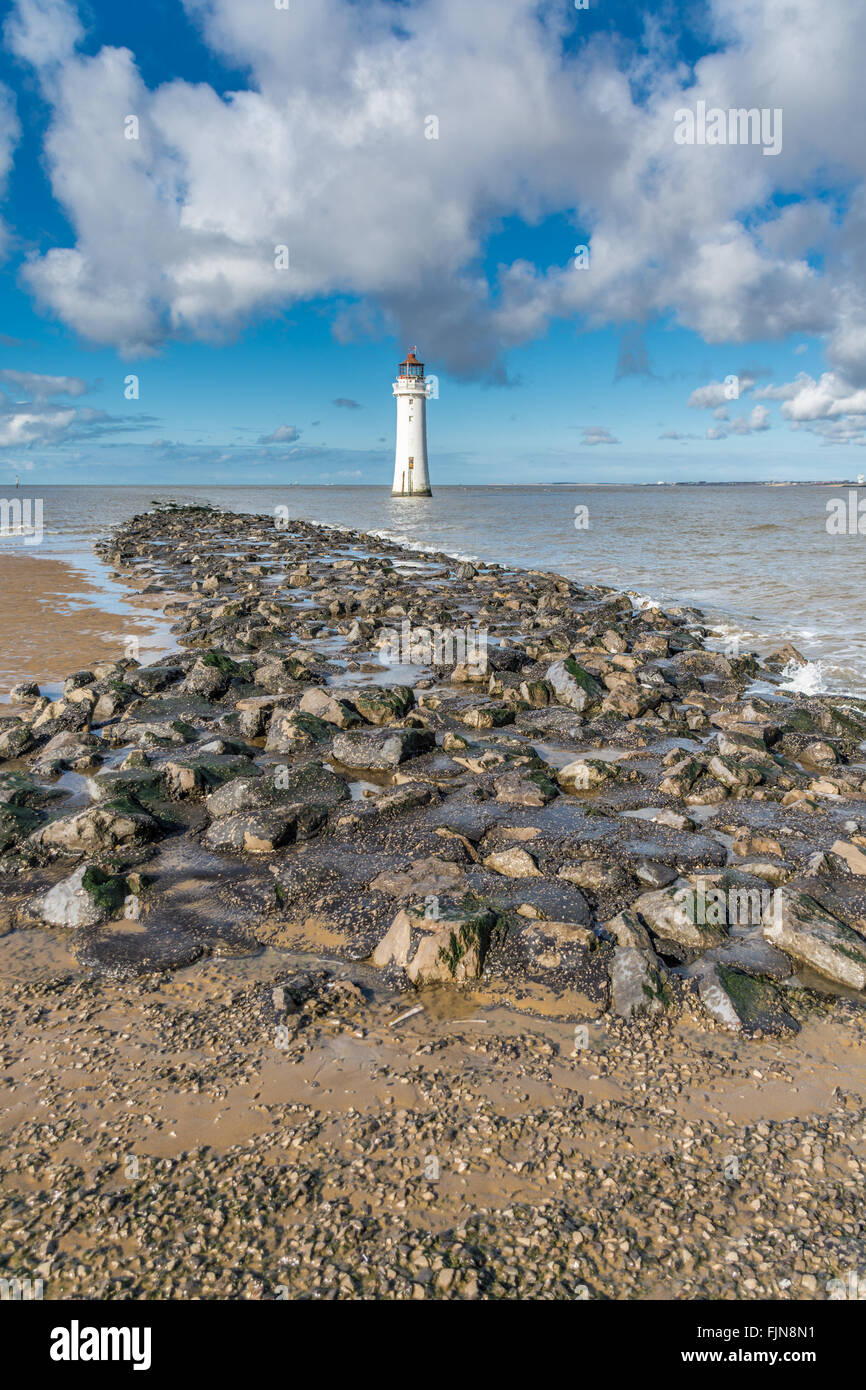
[
  {"left": 1, "top": 503, "right": 865, "bottom": 1301},
  {"left": 0, "top": 552, "right": 172, "bottom": 701}
]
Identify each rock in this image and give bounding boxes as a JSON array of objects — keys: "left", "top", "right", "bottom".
[
  {"left": 734, "top": 859, "right": 792, "bottom": 886},
  {"left": 9, "top": 681, "right": 39, "bottom": 702},
  {"left": 559, "top": 860, "right": 634, "bottom": 894},
  {"left": 604, "top": 909, "right": 672, "bottom": 1019},
  {"left": 87, "top": 768, "right": 165, "bottom": 803},
  {"left": 634, "top": 859, "right": 678, "bottom": 888},
  {"left": 205, "top": 761, "right": 348, "bottom": 819},
  {"left": 91, "top": 686, "right": 137, "bottom": 723},
  {"left": 700, "top": 934, "right": 794, "bottom": 981},
  {"left": 205, "top": 807, "right": 326, "bottom": 853},
  {"left": 483, "top": 847, "right": 541, "bottom": 878},
  {"left": 127, "top": 665, "right": 184, "bottom": 696},
  {"left": 370, "top": 856, "right": 466, "bottom": 898},
  {"left": 606, "top": 908, "right": 655, "bottom": 951},
  {"left": 162, "top": 754, "right": 258, "bottom": 800},
  {"left": 707, "top": 754, "right": 763, "bottom": 790},
  {"left": 331, "top": 727, "right": 435, "bottom": 770},
  {"left": 235, "top": 694, "right": 284, "bottom": 738},
  {"left": 371, "top": 898, "right": 499, "bottom": 985},
  {"left": 0, "top": 803, "right": 44, "bottom": 852},
  {"left": 476, "top": 874, "right": 592, "bottom": 926},
  {"left": 611, "top": 946, "right": 672, "bottom": 1020},
  {"left": 451, "top": 663, "right": 488, "bottom": 684},
  {"left": 764, "top": 642, "right": 808, "bottom": 670},
  {"left": 351, "top": 686, "right": 415, "bottom": 724},
  {"left": 631, "top": 884, "right": 728, "bottom": 954},
  {"left": 181, "top": 652, "right": 245, "bottom": 699},
  {"left": 693, "top": 962, "right": 799, "bottom": 1035},
  {"left": 0, "top": 721, "right": 34, "bottom": 760},
  {"left": 659, "top": 757, "right": 704, "bottom": 798},
  {"left": 30, "top": 698, "right": 91, "bottom": 737},
  {"left": 336, "top": 781, "right": 439, "bottom": 825},
  {"left": 602, "top": 628, "right": 628, "bottom": 653},
  {"left": 546, "top": 658, "right": 604, "bottom": 713},
  {"left": 114, "top": 718, "right": 199, "bottom": 748},
  {"left": 32, "top": 801, "right": 161, "bottom": 856},
  {"left": 557, "top": 758, "right": 622, "bottom": 793},
  {"left": 831, "top": 839, "right": 866, "bottom": 875},
  {"left": 645, "top": 807, "right": 698, "bottom": 832},
  {"left": 0, "top": 772, "right": 64, "bottom": 808},
  {"left": 29, "top": 864, "right": 129, "bottom": 928},
  {"left": 459, "top": 704, "right": 514, "bottom": 730},
  {"left": 673, "top": 649, "right": 734, "bottom": 678},
  {"left": 32, "top": 729, "right": 101, "bottom": 775},
  {"left": 253, "top": 656, "right": 307, "bottom": 692},
  {"left": 518, "top": 679, "right": 553, "bottom": 707},
  {"left": 801, "top": 741, "right": 839, "bottom": 769},
  {"left": 299, "top": 687, "right": 362, "bottom": 728},
  {"left": 204, "top": 776, "right": 272, "bottom": 818},
  {"left": 493, "top": 768, "right": 559, "bottom": 807},
  {"left": 265, "top": 709, "right": 332, "bottom": 753},
  {"left": 601, "top": 686, "right": 662, "bottom": 719},
  {"left": 762, "top": 888, "right": 866, "bottom": 990}
]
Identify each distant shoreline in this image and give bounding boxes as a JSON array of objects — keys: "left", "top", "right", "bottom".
[{"left": 4, "top": 480, "right": 865, "bottom": 490}]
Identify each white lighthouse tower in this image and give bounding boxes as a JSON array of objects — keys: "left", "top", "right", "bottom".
[{"left": 392, "top": 348, "right": 432, "bottom": 497}]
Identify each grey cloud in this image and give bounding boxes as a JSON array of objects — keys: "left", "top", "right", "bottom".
[
  {"left": 259, "top": 424, "right": 301, "bottom": 443},
  {"left": 0, "top": 368, "right": 88, "bottom": 398},
  {"left": 582, "top": 427, "right": 620, "bottom": 445}
]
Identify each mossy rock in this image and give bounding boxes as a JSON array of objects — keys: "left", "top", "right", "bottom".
[
  {"left": 0, "top": 803, "right": 44, "bottom": 853},
  {"left": 202, "top": 650, "right": 255, "bottom": 681},
  {"left": 0, "top": 772, "right": 66, "bottom": 809},
  {"left": 81, "top": 865, "right": 129, "bottom": 917},
  {"left": 352, "top": 686, "right": 415, "bottom": 725},
  {"left": 88, "top": 768, "right": 166, "bottom": 803}
]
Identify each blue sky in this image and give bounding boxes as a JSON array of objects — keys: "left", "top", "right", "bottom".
[{"left": 0, "top": 0, "right": 865, "bottom": 485}]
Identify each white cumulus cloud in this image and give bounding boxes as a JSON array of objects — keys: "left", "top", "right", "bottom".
[{"left": 3, "top": 0, "right": 866, "bottom": 383}]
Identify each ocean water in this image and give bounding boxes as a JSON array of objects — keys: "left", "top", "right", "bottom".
[{"left": 2, "top": 482, "right": 864, "bottom": 694}]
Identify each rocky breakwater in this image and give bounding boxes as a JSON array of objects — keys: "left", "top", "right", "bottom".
[{"left": 2, "top": 503, "right": 866, "bottom": 1041}]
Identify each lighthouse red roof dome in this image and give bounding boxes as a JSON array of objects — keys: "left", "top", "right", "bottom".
[{"left": 398, "top": 347, "right": 424, "bottom": 377}]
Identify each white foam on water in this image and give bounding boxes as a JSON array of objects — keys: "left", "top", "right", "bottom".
[
  {"left": 778, "top": 658, "right": 828, "bottom": 696},
  {"left": 630, "top": 592, "right": 662, "bottom": 612},
  {"left": 368, "top": 528, "right": 480, "bottom": 564}
]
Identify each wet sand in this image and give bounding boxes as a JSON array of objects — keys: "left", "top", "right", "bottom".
[
  {"left": 0, "top": 553, "right": 174, "bottom": 699},
  {"left": 2, "top": 505, "right": 866, "bottom": 1301},
  {"left": 1, "top": 926, "right": 864, "bottom": 1299}
]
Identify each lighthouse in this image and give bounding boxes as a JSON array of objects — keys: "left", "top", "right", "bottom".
[{"left": 392, "top": 348, "right": 432, "bottom": 497}]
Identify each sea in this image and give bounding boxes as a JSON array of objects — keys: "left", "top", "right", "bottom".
[{"left": 0, "top": 482, "right": 863, "bottom": 698}]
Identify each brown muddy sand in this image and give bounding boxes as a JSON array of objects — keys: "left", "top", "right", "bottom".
[
  {"left": 0, "top": 553, "right": 171, "bottom": 698},
  {"left": 1, "top": 503, "right": 865, "bottom": 1299}
]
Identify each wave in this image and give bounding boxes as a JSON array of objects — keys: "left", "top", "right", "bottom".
[
  {"left": 367, "top": 528, "right": 480, "bottom": 565},
  {"left": 778, "top": 658, "right": 829, "bottom": 696}
]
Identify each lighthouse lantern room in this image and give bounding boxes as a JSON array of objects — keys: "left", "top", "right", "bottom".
[{"left": 391, "top": 348, "right": 432, "bottom": 497}]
